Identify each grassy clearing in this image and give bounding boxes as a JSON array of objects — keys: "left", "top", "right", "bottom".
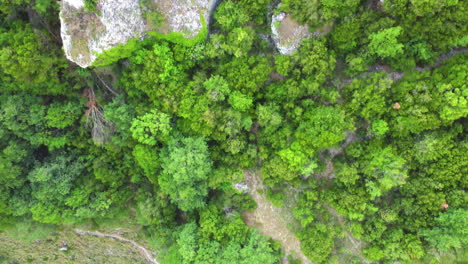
[{"left": 0, "top": 225, "right": 151, "bottom": 264}]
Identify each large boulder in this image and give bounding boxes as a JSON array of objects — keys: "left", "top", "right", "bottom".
[
  {"left": 60, "top": 0, "right": 218, "bottom": 68},
  {"left": 271, "top": 12, "right": 310, "bottom": 55}
]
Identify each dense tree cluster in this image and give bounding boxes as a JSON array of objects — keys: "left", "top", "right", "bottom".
[{"left": 0, "top": 0, "right": 466, "bottom": 263}]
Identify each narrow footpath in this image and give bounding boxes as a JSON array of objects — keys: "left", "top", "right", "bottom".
[{"left": 74, "top": 229, "right": 158, "bottom": 264}]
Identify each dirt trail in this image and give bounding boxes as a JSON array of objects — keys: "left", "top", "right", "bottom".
[
  {"left": 243, "top": 170, "right": 312, "bottom": 264},
  {"left": 341, "top": 48, "right": 468, "bottom": 87},
  {"left": 74, "top": 229, "right": 157, "bottom": 264}
]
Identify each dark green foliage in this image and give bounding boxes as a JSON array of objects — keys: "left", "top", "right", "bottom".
[
  {"left": 0, "top": 22, "right": 70, "bottom": 95},
  {"left": 420, "top": 209, "right": 468, "bottom": 251},
  {"left": 131, "top": 110, "right": 172, "bottom": 145},
  {"left": 282, "top": 0, "right": 360, "bottom": 29},
  {"left": 299, "top": 224, "right": 335, "bottom": 263}
]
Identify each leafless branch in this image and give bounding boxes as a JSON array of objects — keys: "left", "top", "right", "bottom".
[{"left": 84, "top": 87, "right": 115, "bottom": 145}]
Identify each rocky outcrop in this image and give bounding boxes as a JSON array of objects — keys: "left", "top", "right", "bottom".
[
  {"left": 60, "top": 0, "right": 218, "bottom": 68},
  {"left": 154, "top": 0, "right": 215, "bottom": 38},
  {"left": 271, "top": 12, "right": 310, "bottom": 55}
]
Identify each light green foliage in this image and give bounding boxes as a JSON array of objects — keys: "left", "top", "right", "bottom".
[
  {"left": 84, "top": 0, "right": 98, "bottom": 12},
  {"left": 362, "top": 146, "right": 408, "bottom": 199},
  {"left": 274, "top": 55, "right": 293, "bottom": 76},
  {"left": 370, "top": 119, "right": 389, "bottom": 136},
  {"left": 363, "top": 246, "right": 384, "bottom": 261},
  {"left": 277, "top": 147, "right": 311, "bottom": 174},
  {"left": 335, "top": 162, "right": 360, "bottom": 187},
  {"left": 365, "top": 229, "right": 425, "bottom": 262},
  {"left": 343, "top": 73, "right": 393, "bottom": 121},
  {"left": 262, "top": 155, "right": 298, "bottom": 183},
  {"left": 222, "top": 27, "right": 255, "bottom": 58},
  {"left": 121, "top": 42, "right": 186, "bottom": 111},
  {"left": 172, "top": 221, "right": 279, "bottom": 264},
  {"left": 295, "top": 39, "right": 336, "bottom": 86},
  {"left": 390, "top": 54, "right": 468, "bottom": 136},
  {"left": 294, "top": 189, "right": 319, "bottom": 228},
  {"left": 214, "top": 1, "right": 249, "bottom": 31},
  {"left": 159, "top": 137, "right": 212, "bottom": 211},
  {"left": 218, "top": 56, "right": 272, "bottom": 96},
  {"left": 204, "top": 75, "right": 231, "bottom": 102},
  {"left": 256, "top": 103, "right": 282, "bottom": 135},
  {"left": 238, "top": 231, "right": 279, "bottom": 264},
  {"left": 208, "top": 166, "right": 244, "bottom": 188},
  {"left": 177, "top": 222, "right": 199, "bottom": 263},
  {"left": 130, "top": 110, "right": 172, "bottom": 145},
  {"left": 132, "top": 144, "right": 160, "bottom": 183},
  {"left": 228, "top": 91, "right": 253, "bottom": 112},
  {"left": 368, "top": 27, "right": 404, "bottom": 58},
  {"left": 295, "top": 106, "right": 348, "bottom": 154},
  {"left": 327, "top": 186, "right": 377, "bottom": 221},
  {"left": 93, "top": 38, "right": 141, "bottom": 67},
  {"left": 420, "top": 209, "right": 468, "bottom": 251}
]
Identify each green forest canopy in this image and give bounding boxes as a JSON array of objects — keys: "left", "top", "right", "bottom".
[{"left": 0, "top": 0, "right": 467, "bottom": 263}]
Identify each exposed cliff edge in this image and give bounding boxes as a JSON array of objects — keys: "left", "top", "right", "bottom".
[{"left": 60, "top": 0, "right": 218, "bottom": 68}]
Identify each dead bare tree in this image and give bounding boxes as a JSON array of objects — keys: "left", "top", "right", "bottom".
[
  {"left": 83, "top": 87, "right": 115, "bottom": 145},
  {"left": 94, "top": 72, "right": 119, "bottom": 96}
]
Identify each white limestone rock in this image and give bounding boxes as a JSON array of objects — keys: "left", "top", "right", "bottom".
[
  {"left": 66, "top": 0, "right": 84, "bottom": 9},
  {"left": 60, "top": 0, "right": 218, "bottom": 68},
  {"left": 154, "top": 0, "right": 216, "bottom": 38},
  {"left": 232, "top": 183, "right": 249, "bottom": 194},
  {"left": 271, "top": 12, "right": 310, "bottom": 55}
]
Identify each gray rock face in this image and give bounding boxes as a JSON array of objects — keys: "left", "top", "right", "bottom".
[
  {"left": 60, "top": 0, "right": 217, "bottom": 68},
  {"left": 154, "top": 0, "right": 214, "bottom": 38},
  {"left": 271, "top": 12, "right": 310, "bottom": 55}
]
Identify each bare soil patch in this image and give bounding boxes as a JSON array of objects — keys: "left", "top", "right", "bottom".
[{"left": 243, "top": 170, "right": 312, "bottom": 264}]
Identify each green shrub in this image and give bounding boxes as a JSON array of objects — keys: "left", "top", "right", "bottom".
[{"left": 84, "top": 0, "right": 98, "bottom": 12}]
